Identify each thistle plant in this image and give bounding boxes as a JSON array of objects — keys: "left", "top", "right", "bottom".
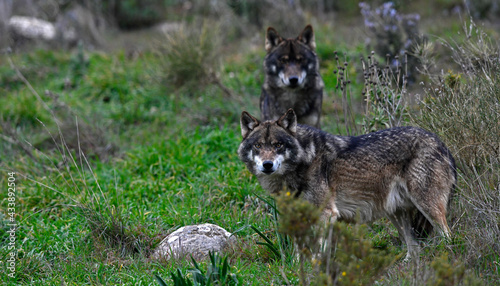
[
  {"left": 359, "top": 1, "right": 422, "bottom": 83},
  {"left": 332, "top": 50, "right": 410, "bottom": 135},
  {"left": 361, "top": 51, "right": 410, "bottom": 132}
]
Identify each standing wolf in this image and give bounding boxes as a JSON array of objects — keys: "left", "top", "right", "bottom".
[
  {"left": 261, "top": 25, "right": 324, "bottom": 128},
  {"left": 238, "top": 109, "right": 456, "bottom": 259}
]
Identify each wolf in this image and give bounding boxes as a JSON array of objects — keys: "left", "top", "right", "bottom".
[
  {"left": 261, "top": 25, "right": 324, "bottom": 129},
  {"left": 238, "top": 109, "right": 456, "bottom": 260}
]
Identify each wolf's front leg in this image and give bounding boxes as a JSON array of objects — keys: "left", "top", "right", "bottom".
[{"left": 320, "top": 202, "right": 339, "bottom": 225}]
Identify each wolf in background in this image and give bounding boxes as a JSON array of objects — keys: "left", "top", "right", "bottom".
[
  {"left": 238, "top": 109, "right": 456, "bottom": 259},
  {"left": 261, "top": 25, "right": 324, "bottom": 128}
]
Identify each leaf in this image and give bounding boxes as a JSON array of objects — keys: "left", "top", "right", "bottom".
[{"left": 155, "top": 274, "right": 168, "bottom": 286}]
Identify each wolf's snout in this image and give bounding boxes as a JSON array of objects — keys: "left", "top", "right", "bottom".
[
  {"left": 255, "top": 155, "right": 284, "bottom": 175},
  {"left": 262, "top": 161, "right": 274, "bottom": 172},
  {"left": 288, "top": 76, "right": 299, "bottom": 87}
]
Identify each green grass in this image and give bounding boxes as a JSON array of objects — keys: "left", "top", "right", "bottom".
[
  {"left": 1, "top": 7, "right": 499, "bottom": 285},
  {"left": 1, "top": 119, "right": 281, "bottom": 284},
  {"left": 0, "top": 47, "right": 293, "bottom": 284}
]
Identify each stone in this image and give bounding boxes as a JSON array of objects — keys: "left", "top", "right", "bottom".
[
  {"left": 152, "top": 223, "right": 235, "bottom": 261},
  {"left": 8, "top": 16, "right": 56, "bottom": 41},
  {"left": 7, "top": 4, "right": 105, "bottom": 50}
]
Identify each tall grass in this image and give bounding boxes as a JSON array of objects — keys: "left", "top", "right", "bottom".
[
  {"left": 414, "top": 20, "right": 500, "bottom": 282},
  {"left": 156, "top": 20, "right": 228, "bottom": 95}
]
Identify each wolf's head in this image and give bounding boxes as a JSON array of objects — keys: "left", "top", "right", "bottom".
[
  {"left": 264, "top": 25, "right": 318, "bottom": 89},
  {"left": 238, "top": 109, "right": 302, "bottom": 177}
]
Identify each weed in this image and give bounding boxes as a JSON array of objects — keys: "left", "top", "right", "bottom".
[
  {"left": 156, "top": 251, "right": 240, "bottom": 286},
  {"left": 227, "top": 0, "right": 305, "bottom": 36},
  {"left": 331, "top": 50, "right": 410, "bottom": 135},
  {"left": 104, "top": 0, "right": 167, "bottom": 30},
  {"left": 75, "top": 203, "right": 154, "bottom": 257},
  {"left": 361, "top": 51, "right": 410, "bottom": 132},
  {"left": 271, "top": 192, "right": 397, "bottom": 285},
  {"left": 465, "top": 0, "right": 500, "bottom": 19},
  {"left": 332, "top": 51, "right": 359, "bottom": 136},
  {"left": 317, "top": 222, "right": 397, "bottom": 286},
  {"left": 233, "top": 194, "right": 295, "bottom": 265},
  {"left": 276, "top": 192, "right": 321, "bottom": 286},
  {"left": 359, "top": 1, "right": 423, "bottom": 83}
]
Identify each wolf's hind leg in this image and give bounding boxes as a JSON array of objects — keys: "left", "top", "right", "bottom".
[{"left": 388, "top": 210, "right": 420, "bottom": 261}]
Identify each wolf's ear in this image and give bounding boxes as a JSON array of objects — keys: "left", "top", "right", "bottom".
[
  {"left": 265, "top": 27, "right": 282, "bottom": 52},
  {"left": 278, "top": 109, "right": 297, "bottom": 134},
  {"left": 298, "top": 25, "right": 316, "bottom": 50},
  {"left": 241, "top": 111, "right": 260, "bottom": 138}
]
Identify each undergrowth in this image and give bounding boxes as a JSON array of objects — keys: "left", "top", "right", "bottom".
[{"left": 414, "top": 20, "right": 500, "bottom": 283}]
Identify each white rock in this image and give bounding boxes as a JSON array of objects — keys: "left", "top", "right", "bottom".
[
  {"left": 8, "top": 16, "right": 56, "bottom": 40},
  {"left": 152, "top": 223, "right": 235, "bottom": 261}
]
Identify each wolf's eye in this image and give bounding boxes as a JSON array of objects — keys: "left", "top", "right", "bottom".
[
  {"left": 279, "top": 57, "right": 288, "bottom": 64},
  {"left": 274, "top": 143, "right": 283, "bottom": 149},
  {"left": 254, "top": 143, "right": 262, "bottom": 149},
  {"left": 296, "top": 56, "right": 303, "bottom": 62}
]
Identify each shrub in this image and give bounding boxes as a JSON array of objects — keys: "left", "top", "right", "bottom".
[
  {"left": 156, "top": 20, "right": 231, "bottom": 96},
  {"left": 317, "top": 222, "right": 397, "bottom": 286},
  {"left": 429, "top": 253, "right": 482, "bottom": 286},
  {"left": 274, "top": 192, "right": 396, "bottom": 285},
  {"left": 276, "top": 192, "right": 321, "bottom": 285},
  {"left": 465, "top": 0, "right": 500, "bottom": 19}
]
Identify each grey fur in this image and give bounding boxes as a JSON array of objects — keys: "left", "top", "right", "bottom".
[
  {"left": 261, "top": 25, "right": 324, "bottom": 128},
  {"left": 238, "top": 109, "right": 456, "bottom": 260}
]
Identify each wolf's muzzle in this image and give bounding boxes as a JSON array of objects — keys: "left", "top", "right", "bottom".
[
  {"left": 288, "top": 76, "right": 299, "bottom": 87},
  {"left": 262, "top": 161, "right": 275, "bottom": 174}
]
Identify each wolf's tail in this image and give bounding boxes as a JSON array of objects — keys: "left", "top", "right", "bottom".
[{"left": 413, "top": 146, "right": 457, "bottom": 240}]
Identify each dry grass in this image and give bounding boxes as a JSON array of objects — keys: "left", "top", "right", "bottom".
[
  {"left": 156, "top": 20, "right": 224, "bottom": 92},
  {"left": 414, "top": 20, "right": 500, "bottom": 282}
]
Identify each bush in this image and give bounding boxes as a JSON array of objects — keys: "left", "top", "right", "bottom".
[
  {"left": 156, "top": 20, "right": 226, "bottom": 93},
  {"left": 465, "top": 0, "right": 500, "bottom": 19},
  {"left": 275, "top": 193, "right": 396, "bottom": 285}
]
